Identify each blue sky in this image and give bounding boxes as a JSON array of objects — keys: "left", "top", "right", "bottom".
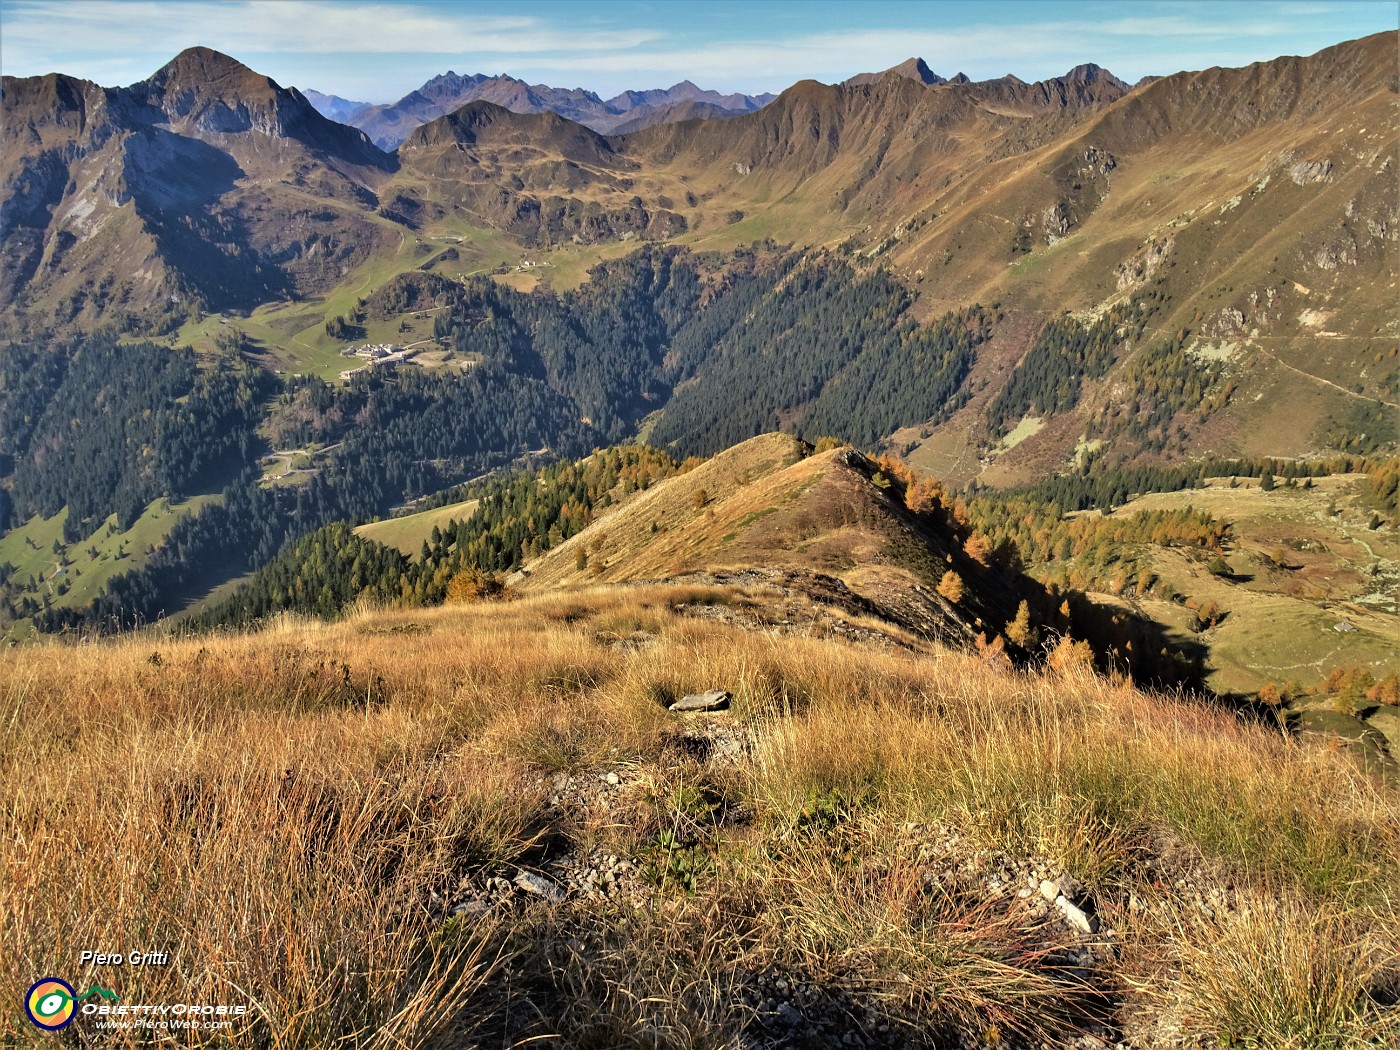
[{"left": 1, "top": 1, "right": 1394, "bottom": 101}]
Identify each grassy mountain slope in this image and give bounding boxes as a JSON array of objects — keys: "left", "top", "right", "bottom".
[
  {"left": 914, "top": 33, "right": 1400, "bottom": 478},
  {"left": 354, "top": 498, "right": 480, "bottom": 556},
  {"left": 1098, "top": 475, "right": 1400, "bottom": 694},
  {"left": 0, "top": 494, "right": 218, "bottom": 640},
  {"left": 518, "top": 433, "right": 1008, "bottom": 645},
  {"left": 391, "top": 101, "right": 688, "bottom": 248},
  {"left": 3, "top": 581, "right": 1395, "bottom": 1047},
  {"left": 628, "top": 34, "right": 1395, "bottom": 475}
]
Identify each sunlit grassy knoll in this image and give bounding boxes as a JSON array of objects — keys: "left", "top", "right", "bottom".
[
  {"left": 355, "top": 499, "right": 481, "bottom": 557},
  {"left": 520, "top": 433, "right": 851, "bottom": 590},
  {"left": 2, "top": 581, "right": 1396, "bottom": 1047}
]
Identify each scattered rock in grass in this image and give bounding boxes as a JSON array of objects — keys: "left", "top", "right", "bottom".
[
  {"left": 513, "top": 870, "right": 566, "bottom": 902},
  {"left": 1041, "top": 873, "right": 1086, "bottom": 901},
  {"left": 1056, "top": 895, "right": 1100, "bottom": 935},
  {"left": 449, "top": 898, "right": 488, "bottom": 918},
  {"left": 1058, "top": 873, "right": 1086, "bottom": 901},
  {"left": 669, "top": 689, "right": 731, "bottom": 712}
]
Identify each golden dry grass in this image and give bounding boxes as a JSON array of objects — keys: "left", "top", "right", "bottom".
[
  {"left": 2, "top": 583, "right": 1396, "bottom": 1046},
  {"left": 1121, "top": 892, "right": 1397, "bottom": 1047}
]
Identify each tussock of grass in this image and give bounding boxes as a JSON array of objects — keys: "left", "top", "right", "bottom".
[
  {"left": 475, "top": 896, "right": 758, "bottom": 1048},
  {"left": 746, "top": 838, "right": 1084, "bottom": 1041},
  {"left": 1122, "top": 892, "right": 1399, "bottom": 1047},
  {"left": 3, "top": 723, "right": 526, "bottom": 1045},
  {"left": 3, "top": 582, "right": 1396, "bottom": 1045}
]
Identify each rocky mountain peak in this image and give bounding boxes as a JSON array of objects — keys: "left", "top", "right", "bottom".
[
  {"left": 846, "top": 56, "right": 946, "bottom": 87},
  {"left": 890, "top": 57, "right": 946, "bottom": 85},
  {"left": 1064, "top": 63, "right": 1129, "bottom": 91},
  {"left": 142, "top": 46, "right": 294, "bottom": 131},
  {"left": 128, "top": 46, "right": 389, "bottom": 167},
  {"left": 417, "top": 71, "right": 491, "bottom": 102},
  {"left": 148, "top": 46, "right": 265, "bottom": 95}
]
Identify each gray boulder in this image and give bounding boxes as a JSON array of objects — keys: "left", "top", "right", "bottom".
[{"left": 669, "top": 689, "right": 732, "bottom": 712}]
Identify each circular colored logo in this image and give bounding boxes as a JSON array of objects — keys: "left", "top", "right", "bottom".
[{"left": 25, "top": 978, "right": 76, "bottom": 1030}]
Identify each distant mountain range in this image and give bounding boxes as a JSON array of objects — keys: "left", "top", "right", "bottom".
[
  {"left": 301, "top": 60, "right": 1137, "bottom": 148},
  {"left": 308, "top": 73, "right": 778, "bottom": 148},
  {"left": 843, "top": 55, "right": 1136, "bottom": 96},
  {"left": 302, "top": 88, "right": 371, "bottom": 125},
  {"left": 843, "top": 55, "right": 1134, "bottom": 110},
  {"left": 2, "top": 34, "right": 1395, "bottom": 478}
]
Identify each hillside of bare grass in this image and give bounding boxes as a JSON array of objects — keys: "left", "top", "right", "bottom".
[
  {"left": 518, "top": 433, "right": 1020, "bottom": 647},
  {"left": 3, "top": 583, "right": 1397, "bottom": 1047}
]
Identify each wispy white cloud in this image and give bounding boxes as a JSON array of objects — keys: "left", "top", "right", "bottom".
[
  {"left": 0, "top": 1, "right": 660, "bottom": 77},
  {"left": 515, "top": 17, "right": 1305, "bottom": 87},
  {"left": 0, "top": 0, "right": 1387, "bottom": 99}
]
